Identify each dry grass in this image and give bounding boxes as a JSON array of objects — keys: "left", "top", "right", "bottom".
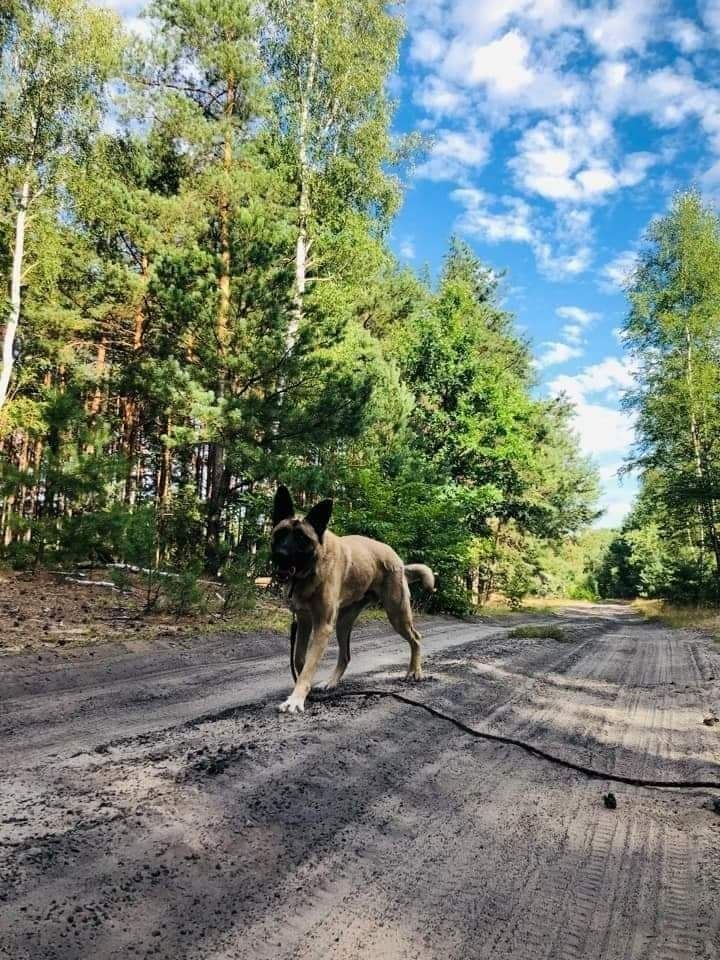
[
  {"left": 212, "top": 600, "right": 390, "bottom": 635},
  {"left": 633, "top": 598, "right": 720, "bottom": 640},
  {"left": 509, "top": 625, "right": 569, "bottom": 642},
  {"left": 478, "top": 597, "right": 570, "bottom": 618}
]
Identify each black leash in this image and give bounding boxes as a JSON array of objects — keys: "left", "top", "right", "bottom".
[
  {"left": 304, "top": 686, "right": 720, "bottom": 791},
  {"left": 289, "top": 616, "right": 298, "bottom": 683},
  {"left": 288, "top": 577, "right": 298, "bottom": 683},
  {"left": 283, "top": 597, "right": 719, "bottom": 791}
]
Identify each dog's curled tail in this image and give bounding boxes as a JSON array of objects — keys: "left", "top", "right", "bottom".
[{"left": 404, "top": 563, "right": 436, "bottom": 592}]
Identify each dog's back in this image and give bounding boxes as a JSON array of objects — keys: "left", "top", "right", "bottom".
[{"left": 337, "top": 534, "right": 435, "bottom": 595}]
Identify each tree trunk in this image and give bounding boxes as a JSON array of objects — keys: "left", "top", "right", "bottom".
[
  {"left": 205, "top": 79, "right": 236, "bottom": 567},
  {"left": 157, "top": 419, "right": 172, "bottom": 505},
  {"left": 684, "top": 324, "right": 720, "bottom": 583},
  {"left": 288, "top": 0, "right": 319, "bottom": 352},
  {"left": 0, "top": 180, "right": 30, "bottom": 412},
  {"left": 89, "top": 339, "right": 107, "bottom": 417}
]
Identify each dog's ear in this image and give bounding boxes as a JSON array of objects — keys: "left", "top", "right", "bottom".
[
  {"left": 273, "top": 485, "right": 295, "bottom": 527},
  {"left": 305, "top": 498, "right": 333, "bottom": 542}
]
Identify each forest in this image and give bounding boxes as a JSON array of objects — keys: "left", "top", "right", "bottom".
[
  {"left": 1, "top": 0, "right": 718, "bottom": 614},
  {"left": 598, "top": 193, "right": 720, "bottom": 606}
]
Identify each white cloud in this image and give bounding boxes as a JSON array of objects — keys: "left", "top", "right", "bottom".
[
  {"left": 570, "top": 402, "right": 635, "bottom": 456},
  {"left": 410, "top": 28, "right": 447, "bottom": 65},
  {"left": 511, "top": 113, "right": 656, "bottom": 203},
  {"left": 702, "top": 158, "right": 720, "bottom": 194},
  {"left": 453, "top": 189, "right": 594, "bottom": 279},
  {"left": 612, "top": 326, "right": 628, "bottom": 344},
  {"left": 670, "top": 18, "right": 705, "bottom": 52},
  {"left": 600, "top": 249, "right": 639, "bottom": 291},
  {"left": 414, "top": 77, "right": 467, "bottom": 117},
  {"left": 416, "top": 128, "right": 491, "bottom": 181},
  {"left": 549, "top": 356, "right": 635, "bottom": 406},
  {"left": 562, "top": 323, "right": 584, "bottom": 342},
  {"left": 701, "top": 0, "right": 720, "bottom": 35},
  {"left": 535, "top": 341, "right": 584, "bottom": 369},
  {"left": 444, "top": 30, "right": 535, "bottom": 96},
  {"left": 557, "top": 306, "right": 599, "bottom": 327},
  {"left": 557, "top": 305, "right": 598, "bottom": 344},
  {"left": 548, "top": 356, "right": 637, "bottom": 458},
  {"left": 91, "top": 0, "right": 141, "bottom": 13},
  {"left": 597, "top": 489, "right": 635, "bottom": 528},
  {"left": 399, "top": 237, "right": 416, "bottom": 259},
  {"left": 581, "top": 0, "right": 663, "bottom": 56},
  {"left": 453, "top": 188, "right": 535, "bottom": 243}
]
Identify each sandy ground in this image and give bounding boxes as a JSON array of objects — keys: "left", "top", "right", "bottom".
[{"left": 1, "top": 602, "right": 720, "bottom": 959}]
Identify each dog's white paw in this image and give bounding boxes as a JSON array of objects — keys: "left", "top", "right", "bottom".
[
  {"left": 404, "top": 668, "right": 424, "bottom": 682},
  {"left": 278, "top": 693, "right": 306, "bottom": 714},
  {"left": 317, "top": 679, "right": 338, "bottom": 692}
]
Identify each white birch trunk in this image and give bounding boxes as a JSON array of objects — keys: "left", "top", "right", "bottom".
[{"left": 0, "top": 179, "right": 30, "bottom": 411}]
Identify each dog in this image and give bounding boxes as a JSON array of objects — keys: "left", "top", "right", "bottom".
[{"left": 270, "top": 485, "right": 435, "bottom": 713}]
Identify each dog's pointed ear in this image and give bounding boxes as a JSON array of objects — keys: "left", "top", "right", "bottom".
[
  {"left": 273, "top": 485, "right": 295, "bottom": 527},
  {"left": 305, "top": 498, "right": 333, "bottom": 542}
]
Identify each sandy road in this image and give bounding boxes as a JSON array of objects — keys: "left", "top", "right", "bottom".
[{"left": 1, "top": 603, "right": 720, "bottom": 959}]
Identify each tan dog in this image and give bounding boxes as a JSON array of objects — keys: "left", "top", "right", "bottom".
[{"left": 271, "top": 486, "right": 435, "bottom": 713}]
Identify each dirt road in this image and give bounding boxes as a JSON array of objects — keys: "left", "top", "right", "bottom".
[{"left": 2, "top": 603, "right": 720, "bottom": 959}]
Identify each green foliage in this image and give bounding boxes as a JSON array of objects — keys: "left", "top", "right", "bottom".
[
  {"left": 220, "top": 553, "right": 261, "bottom": 616},
  {"left": 162, "top": 561, "right": 207, "bottom": 617},
  {"left": 602, "top": 191, "right": 720, "bottom": 604}
]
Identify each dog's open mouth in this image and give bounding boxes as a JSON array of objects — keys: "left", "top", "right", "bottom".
[{"left": 275, "top": 566, "right": 296, "bottom": 583}]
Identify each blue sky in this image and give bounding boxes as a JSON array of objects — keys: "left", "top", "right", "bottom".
[{"left": 103, "top": 0, "right": 720, "bottom": 527}]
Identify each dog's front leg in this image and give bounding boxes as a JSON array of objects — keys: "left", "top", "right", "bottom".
[{"left": 279, "top": 617, "right": 334, "bottom": 714}]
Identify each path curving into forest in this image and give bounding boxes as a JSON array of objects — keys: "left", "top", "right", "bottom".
[{"left": 2, "top": 602, "right": 720, "bottom": 959}]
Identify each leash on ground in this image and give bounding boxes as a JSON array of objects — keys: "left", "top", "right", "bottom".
[{"left": 287, "top": 622, "right": 719, "bottom": 792}]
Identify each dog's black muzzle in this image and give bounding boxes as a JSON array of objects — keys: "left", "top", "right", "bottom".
[{"left": 272, "top": 553, "right": 315, "bottom": 583}]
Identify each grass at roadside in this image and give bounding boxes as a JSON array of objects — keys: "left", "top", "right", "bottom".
[
  {"left": 477, "top": 597, "right": 577, "bottom": 618},
  {"left": 633, "top": 598, "right": 720, "bottom": 641},
  {"left": 509, "top": 625, "right": 569, "bottom": 642},
  {"left": 216, "top": 601, "right": 390, "bottom": 636}
]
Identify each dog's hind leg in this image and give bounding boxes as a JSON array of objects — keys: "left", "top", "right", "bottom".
[
  {"left": 384, "top": 572, "right": 423, "bottom": 681},
  {"left": 319, "top": 599, "right": 368, "bottom": 691}
]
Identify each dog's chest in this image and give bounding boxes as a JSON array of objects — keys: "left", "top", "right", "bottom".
[{"left": 285, "top": 583, "right": 310, "bottom": 613}]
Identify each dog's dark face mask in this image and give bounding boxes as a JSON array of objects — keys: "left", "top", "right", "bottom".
[{"left": 271, "top": 486, "right": 333, "bottom": 583}]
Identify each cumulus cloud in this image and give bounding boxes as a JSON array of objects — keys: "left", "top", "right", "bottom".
[
  {"left": 548, "top": 356, "right": 637, "bottom": 458},
  {"left": 416, "top": 128, "right": 491, "bottom": 182},
  {"left": 91, "top": 0, "right": 141, "bottom": 13},
  {"left": 549, "top": 356, "right": 636, "bottom": 406},
  {"left": 556, "top": 305, "right": 599, "bottom": 343},
  {"left": 669, "top": 17, "right": 706, "bottom": 52},
  {"left": 410, "top": 28, "right": 448, "bottom": 64},
  {"left": 511, "top": 113, "right": 656, "bottom": 203},
  {"left": 600, "top": 250, "right": 639, "bottom": 291},
  {"left": 557, "top": 306, "right": 599, "bottom": 327},
  {"left": 535, "top": 341, "right": 584, "bottom": 369},
  {"left": 453, "top": 188, "right": 534, "bottom": 242},
  {"left": 403, "top": 0, "right": 720, "bottom": 281},
  {"left": 701, "top": 0, "right": 720, "bottom": 35},
  {"left": 453, "top": 189, "right": 594, "bottom": 279},
  {"left": 581, "top": 0, "right": 663, "bottom": 55},
  {"left": 414, "top": 77, "right": 467, "bottom": 117},
  {"left": 399, "top": 237, "right": 416, "bottom": 259},
  {"left": 598, "top": 488, "right": 636, "bottom": 528}
]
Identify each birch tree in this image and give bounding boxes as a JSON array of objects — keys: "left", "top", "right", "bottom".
[
  {"left": 264, "top": 0, "right": 403, "bottom": 346},
  {"left": 624, "top": 191, "right": 720, "bottom": 585},
  {"left": 0, "top": 0, "right": 119, "bottom": 417}
]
